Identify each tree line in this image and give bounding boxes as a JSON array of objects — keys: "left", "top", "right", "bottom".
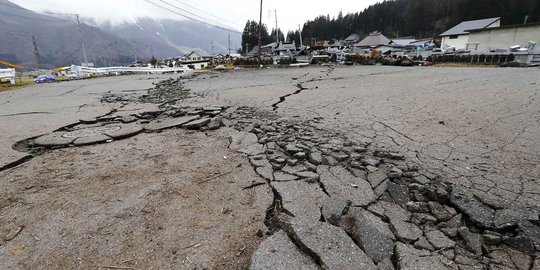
[
  {"left": 241, "top": 0, "right": 539, "bottom": 52},
  {"left": 300, "top": 0, "right": 540, "bottom": 42},
  {"left": 241, "top": 20, "right": 286, "bottom": 53}
]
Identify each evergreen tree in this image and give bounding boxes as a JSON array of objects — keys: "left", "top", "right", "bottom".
[
  {"left": 300, "top": 0, "right": 539, "bottom": 41},
  {"left": 241, "top": 20, "right": 272, "bottom": 54},
  {"left": 270, "top": 29, "right": 285, "bottom": 43},
  {"left": 149, "top": 56, "right": 157, "bottom": 67}
]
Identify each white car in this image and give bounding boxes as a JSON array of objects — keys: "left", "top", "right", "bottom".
[{"left": 67, "top": 71, "right": 79, "bottom": 80}]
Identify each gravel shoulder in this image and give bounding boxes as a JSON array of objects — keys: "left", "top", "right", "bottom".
[{"left": 0, "top": 129, "right": 272, "bottom": 269}]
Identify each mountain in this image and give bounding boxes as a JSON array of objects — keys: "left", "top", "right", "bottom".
[
  {"left": 0, "top": 0, "right": 241, "bottom": 68},
  {"left": 0, "top": 0, "right": 143, "bottom": 67},
  {"left": 103, "top": 18, "right": 242, "bottom": 57},
  {"left": 300, "top": 0, "right": 540, "bottom": 41}
]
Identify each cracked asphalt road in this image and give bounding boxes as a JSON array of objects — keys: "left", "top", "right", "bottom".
[
  {"left": 0, "top": 74, "right": 181, "bottom": 169},
  {"left": 0, "top": 65, "right": 539, "bottom": 269},
  {"left": 184, "top": 66, "right": 540, "bottom": 206}
]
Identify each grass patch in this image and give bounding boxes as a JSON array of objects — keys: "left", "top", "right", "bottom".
[
  {"left": 0, "top": 77, "right": 35, "bottom": 92},
  {"left": 0, "top": 76, "right": 72, "bottom": 92}
]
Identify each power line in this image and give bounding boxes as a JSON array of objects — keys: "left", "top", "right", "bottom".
[
  {"left": 0, "top": 11, "right": 66, "bottom": 22},
  {"left": 155, "top": 0, "right": 225, "bottom": 27},
  {"left": 0, "top": 29, "right": 63, "bottom": 42},
  {"left": 170, "top": 0, "right": 243, "bottom": 28},
  {"left": 156, "top": 0, "right": 241, "bottom": 31},
  {"left": 143, "top": 0, "right": 241, "bottom": 33}
]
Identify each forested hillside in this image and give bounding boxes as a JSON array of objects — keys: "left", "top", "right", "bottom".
[{"left": 299, "top": 0, "right": 540, "bottom": 41}]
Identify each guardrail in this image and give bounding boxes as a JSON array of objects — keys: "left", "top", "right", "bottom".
[
  {"left": 0, "top": 68, "right": 16, "bottom": 84},
  {"left": 71, "top": 65, "right": 194, "bottom": 76}
]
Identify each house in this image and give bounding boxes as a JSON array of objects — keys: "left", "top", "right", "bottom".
[
  {"left": 181, "top": 51, "right": 209, "bottom": 70},
  {"left": 467, "top": 22, "right": 540, "bottom": 52},
  {"left": 184, "top": 51, "right": 203, "bottom": 61},
  {"left": 439, "top": 17, "right": 500, "bottom": 51},
  {"left": 344, "top": 34, "right": 361, "bottom": 44},
  {"left": 247, "top": 42, "right": 277, "bottom": 57},
  {"left": 392, "top": 38, "right": 437, "bottom": 51},
  {"left": 274, "top": 41, "right": 297, "bottom": 56},
  {"left": 355, "top": 32, "right": 393, "bottom": 48},
  {"left": 409, "top": 38, "right": 437, "bottom": 49},
  {"left": 392, "top": 38, "right": 417, "bottom": 47}
]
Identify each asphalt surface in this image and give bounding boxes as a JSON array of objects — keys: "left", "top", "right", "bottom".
[
  {"left": 184, "top": 65, "right": 540, "bottom": 206},
  {"left": 1, "top": 65, "right": 539, "bottom": 269}
]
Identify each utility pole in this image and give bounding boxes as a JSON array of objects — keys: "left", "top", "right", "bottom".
[
  {"left": 75, "top": 14, "right": 88, "bottom": 66},
  {"left": 133, "top": 40, "right": 138, "bottom": 63},
  {"left": 228, "top": 33, "right": 231, "bottom": 55},
  {"left": 299, "top": 25, "right": 303, "bottom": 48},
  {"left": 275, "top": 10, "right": 279, "bottom": 44},
  {"left": 211, "top": 40, "right": 215, "bottom": 55},
  {"left": 31, "top": 35, "right": 41, "bottom": 69},
  {"left": 257, "top": 0, "right": 263, "bottom": 65}
]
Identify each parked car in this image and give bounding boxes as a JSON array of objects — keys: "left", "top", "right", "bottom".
[
  {"left": 67, "top": 71, "right": 79, "bottom": 80},
  {"left": 34, "top": 75, "right": 55, "bottom": 84}
]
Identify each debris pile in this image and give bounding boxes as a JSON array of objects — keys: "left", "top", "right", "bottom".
[
  {"left": 140, "top": 77, "right": 195, "bottom": 104},
  {"left": 224, "top": 107, "right": 540, "bottom": 270},
  {"left": 22, "top": 105, "right": 225, "bottom": 151},
  {"left": 101, "top": 77, "right": 196, "bottom": 105}
]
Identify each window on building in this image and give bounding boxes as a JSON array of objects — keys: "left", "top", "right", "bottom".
[{"left": 449, "top": 35, "right": 459, "bottom": 39}]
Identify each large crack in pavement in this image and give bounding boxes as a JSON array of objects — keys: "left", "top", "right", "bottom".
[
  {"left": 3, "top": 78, "right": 221, "bottom": 173},
  {"left": 271, "top": 83, "right": 310, "bottom": 111},
  {"left": 4, "top": 75, "right": 539, "bottom": 269},
  {"left": 224, "top": 106, "right": 540, "bottom": 270}
]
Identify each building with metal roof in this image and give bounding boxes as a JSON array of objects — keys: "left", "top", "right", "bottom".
[
  {"left": 355, "top": 32, "right": 393, "bottom": 48},
  {"left": 439, "top": 17, "right": 500, "bottom": 50}
]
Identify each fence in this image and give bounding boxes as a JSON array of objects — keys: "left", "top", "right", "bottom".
[
  {"left": 71, "top": 65, "right": 194, "bottom": 76},
  {"left": 427, "top": 53, "right": 516, "bottom": 65},
  {"left": 0, "top": 68, "right": 16, "bottom": 84}
]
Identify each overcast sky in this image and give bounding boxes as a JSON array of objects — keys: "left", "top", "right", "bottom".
[{"left": 10, "top": 0, "right": 380, "bottom": 32}]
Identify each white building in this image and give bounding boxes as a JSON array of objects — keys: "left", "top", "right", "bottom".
[
  {"left": 467, "top": 22, "right": 540, "bottom": 52},
  {"left": 181, "top": 51, "right": 209, "bottom": 70},
  {"left": 440, "top": 17, "right": 500, "bottom": 51}
]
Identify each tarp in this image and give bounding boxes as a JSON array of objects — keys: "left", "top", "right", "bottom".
[
  {"left": 52, "top": 66, "right": 71, "bottom": 71},
  {"left": 0, "top": 60, "right": 30, "bottom": 69}
]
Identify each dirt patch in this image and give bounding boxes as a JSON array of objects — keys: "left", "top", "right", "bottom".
[{"left": 0, "top": 129, "right": 272, "bottom": 269}]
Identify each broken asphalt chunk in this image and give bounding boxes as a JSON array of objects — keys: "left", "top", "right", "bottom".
[
  {"left": 73, "top": 134, "right": 111, "bottom": 146},
  {"left": 284, "top": 218, "right": 377, "bottom": 270},
  {"left": 255, "top": 167, "right": 274, "bottom": 182},
  {"left": 395, "top": 243, "right": 451, "bottom": 270},
  {"left": 33, "top": 132, "right": 76, "bottom": 147},
  {"left": 318, "top": 165, "right": 375, "bottom": 207},
  {"left": 271, "top": 181, "right": 326, "bottom": 221},
  {"left": 339, "top": 208, "right": 395, "bottom": 264},
  {"left": 144, "top": 115, "right": 200, "bottom": 131},
  {"left": 104, "top": 124, "right": 143, "bottom": 139},
  {"left": 450, "top": 186, "right": 495, "bottom": 228},
  {"left": 249, "top": 230, "right": 320, "bottom": 270},
  {"left": 182, "top": 117, "right": 211, "bottom": 130}
]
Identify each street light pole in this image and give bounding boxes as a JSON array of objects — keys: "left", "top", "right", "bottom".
[{"left": 257, "top": 0, "right": 263, "bottom": 65}]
